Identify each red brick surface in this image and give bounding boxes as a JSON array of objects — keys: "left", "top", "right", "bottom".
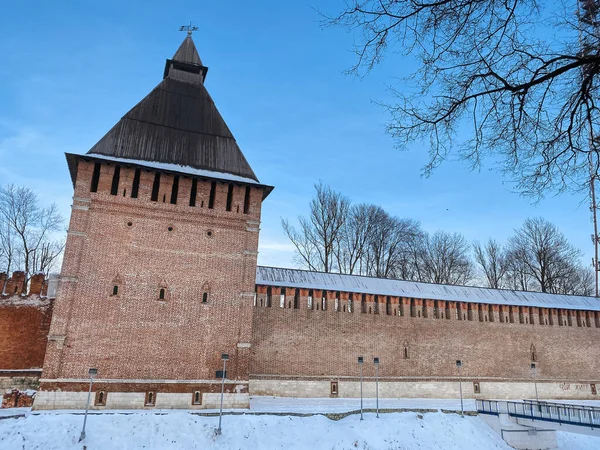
[
  {"left": 251, "top": 290, "right": 600, "bottom": 382},
  {"left": 41, "top": 160, "right": 265, "bottom": 390},
  {"left": 0, "top": 299, "right": 53, "bottom": 370}
]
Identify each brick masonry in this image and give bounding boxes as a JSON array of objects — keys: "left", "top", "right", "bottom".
[
  {"left": 37, "top": 159, "right": 266, "bottom": 409},
  {"left": 249, "top": 290, "right": 600, "bottom": 399}
]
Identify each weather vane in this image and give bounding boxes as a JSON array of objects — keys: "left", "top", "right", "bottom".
[{"left": 179, "top": 22, "right": 199, "bottom": 36}]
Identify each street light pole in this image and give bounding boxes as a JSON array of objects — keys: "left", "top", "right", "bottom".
[
  {"left": 374, "top": 357, "right": 380, "bottom": 418},
  {"left": 358, "top": 356, "right": 364, "bottom": 420},
  {"left": 215, "top": 353, "right": 229, "bottom": 436},
  {"left": 456, "top": 360, "right": 463, "bottom": 418},
  {"left": 79, "top": 368, "right": 97, "bottom": 442},
  {"left": 531, "top": 363, "right": 539, "bottom": 404}
]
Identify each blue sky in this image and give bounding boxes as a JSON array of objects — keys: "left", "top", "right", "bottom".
[{"left": 0, "top": 1, "right": 593, "bottom": 271}]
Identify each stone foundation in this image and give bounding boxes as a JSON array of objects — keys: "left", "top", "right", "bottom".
[
  {"left": 33, "top": 391, "right": 249, "bottom": 410},
  {"left": 249, "top": 379, "right": 600, "bottom": 401}
]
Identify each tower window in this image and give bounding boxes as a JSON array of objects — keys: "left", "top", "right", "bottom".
[
  {"left": 243, "top": 186, "right": 251, "bottom": 214},
  {"left": 110, "top": 166, "right": 121, "bottom": 195},
  {"left": 208, "top": 182, "right": 216, "bottom": 209},
  {"left": 192, "top": 391, "right": 202, "bottom": 405},
  {"left": 170, "top": 176, "right": 179, "bottom": 204},
  {"left": 226, "top": 184, "right": 234, "bottom": 212},
  {"left": 131, "top": 169, "right": 141, "bottom": 198},
  {"left": 159, "top": 288, "right": 166, "bottom": 300},
  {"left": 202, "top": 292, "right": 208, "bottom": 303},
  {"left": 190, "top": 179, "right": 197, "bottom": 206},
  {"left": 95, "top": 391, "right": 107, "bottom": 406},
  {"left": 112, "top": 285, "right": 119, "bottom": 296},
  {"left": 90, "top": 163, "right": 101, "bottom": 193},
  {"left": 151, "top": 173, "right": 161, "bottom": 201},
  {"left": 145, "top": 391, "right": 156, "bottom": 406},
  {"left": 473, "top": 382, "right": 481, "bottom": 394},
  {"left": 330, "top": 381, "right": 339, "bottom": 396}
]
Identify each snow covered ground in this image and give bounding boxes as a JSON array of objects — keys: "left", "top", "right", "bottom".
[{"left": 1, "top": 398, "right": 599, "bottom": 449}]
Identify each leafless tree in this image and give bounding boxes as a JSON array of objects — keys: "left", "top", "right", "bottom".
[
  {"left": 282, "top": 182, "right": 350, "bottom": 272},
  {"left": 473, "top": 239, "right": 509, "bottom": 288},
  {"left": 507, "top": 217, "right": 583, "bottom": 293},
  {"left": 416, "top": 231, "right": 473, "bottom": 285},
  {"left": 363, "top": 210, "right": 423, "bottom": 278},
  {"left": 324, "top": 1, "right": 600, "bottom": 198},
  {"left": 334, "top": 203, "right": 379, "bottom": 274},
  {"left": 0, "top": 184, "right": 64, "bottom": 288}
]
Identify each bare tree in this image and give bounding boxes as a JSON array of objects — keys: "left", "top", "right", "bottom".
[
  {"left": 0, "top": 184, "right": 64, "bottom": 287},
  {"left": 363, "top": 210, "right": 423, "bottom": 278},
  {"left": 282, "top": 182, "right": 350, "bottom": 272},
  {"left": 507, "top": 217, "right": 583, "bottom": 293},
  {"left": 473, "top": 239, "right": 508, "bottom": 288},
  {"left": 324, "top": 1, "right": 600, "bottom": 198},
  {"left": 417, "top": 231, "right": 473, "bottom": 285},
  {"left": 334, "top": 203, "right": 379, "bottom": 274}
]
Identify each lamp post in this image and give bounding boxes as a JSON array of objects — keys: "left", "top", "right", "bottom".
[
  {"left": 215, "top": 353, "right": 229, "bottom": 436},
  {"left": 79, "top": 367, "right": 98, "bottom": 442},
  {"left": 456, "top": 360, "right": 464, "bottom": 418},
  {"left": 531, "top": 363, "right": 539, "bottom": 404},
  {"left": 358, "top": 356, "right": 364, "bottom": 420},
  {"left": 374, "top": 357, "right": 380, "bottom": 418}
]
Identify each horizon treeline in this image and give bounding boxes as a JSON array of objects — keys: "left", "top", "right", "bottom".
[{"left": 282, "top": 182, "right": 594, "bottom": 296}]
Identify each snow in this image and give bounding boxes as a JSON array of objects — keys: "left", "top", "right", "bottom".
[
  {"left": 257, "top": 266, "right": 600, "bottom": 311},
  {"left": 86, "top": 153, "right": 262, "bottom": 185},
  {"left": 1, "top": 398, "right": 599, "bottom": 449}
]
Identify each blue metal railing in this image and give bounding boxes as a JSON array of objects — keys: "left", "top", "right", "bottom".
[{"left": 476, "top": 399, "right": 600, "bottom": 429}]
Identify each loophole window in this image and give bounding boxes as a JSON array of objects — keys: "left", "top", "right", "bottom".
[
  {"left": 192, "top": 391, "right": 202, "bottom": 405},
  {"left": 95, "top": 391, "right": 107, "bottom": 406},
  {"left": 159, "top": 288, "right": 166, "bottom": 300}
]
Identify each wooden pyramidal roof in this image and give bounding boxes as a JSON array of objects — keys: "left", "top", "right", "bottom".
[{"left": 81, "top": 34, "right": 260, "bottom": 182}]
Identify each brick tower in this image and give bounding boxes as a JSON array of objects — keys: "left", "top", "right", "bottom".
[{"left": 35, "top": 33, "right": 272, "bottom": 410}]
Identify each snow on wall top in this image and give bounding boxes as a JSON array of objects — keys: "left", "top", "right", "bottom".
[
  {"left": 86, "top": 154, "right": 261, "bottom": 184},
  {"left": 256, "top": 266, "right": 600, "bottom": 311}
]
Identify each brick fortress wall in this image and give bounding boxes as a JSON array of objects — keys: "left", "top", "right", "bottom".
[
  {"left": 35, "top": 159, "right": 264, "bottom": 410},
  {"left": 0, "top": 272, "right": 54, "bottom": 391},
  {"left": 250, "top": 287, "right": 600, "bottom": 400}
]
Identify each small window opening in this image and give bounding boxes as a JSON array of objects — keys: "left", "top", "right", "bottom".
[
  {"left": 145, "top": 391, "right": 155, "bottom": 406},
  {"left": 226, "top": 184, "right": 234, "bottom": 211},
  {"left": 90, "top": 163, "right": 101, "bottom": 192},
  {"left": 193, "top": 391, "right": 202, "bottom": 405},
  {"left": 170, "top": 176, "right": 179, "bottom": 204},
  {"left": 110, "top": 166, "right": 121, "bottom": 195},
  {"left": 202, "top": 292, "right": 208, "bottom": 303},
  {"left": 131, "top": 169, "right": 141, "bottom": 198},
  {"left": 151, "top": 173, "right": 161, "bottom": 201},
  {"left": 208, "top": 181, "right": 216, "bottom": 209},
  {"left": 473, "top": 382, "right": 481, "bottom": 394},
  {"left": 294, "top": 289, "right": 299, "bottom": 309},
  {"left": 190, "top": 179, "right": 198, "bottom": 206},
  {"left": 162, "top": 194, "right": 166, "bottom": 203},
  {"left": 123, "top": 188, "right": 126, "bottom": 197},
  {"left": 200, "top": 200, "right": 204, "bottom": 208},
  {"left": 127, "top": 221, "right": 132, "bottom": 227},
  {"left": 159, "top": 288, "right": 166, "bottom": 300},
  {"left": 168, "top": 226, "right": 174, "bottom": 232},
  {"left": 330, "top": 381, "right": 339, "bottom": 396},
  {"left": 112, "top": 285, "right": 119, "bottom": 296},
  {"left": 592, "top": 384, "right": 597, "bottom": 396},
  {"left": 95, "top": 391, "right": 106, "bottom": 406},
  {"left": 236, "top": 205, "right": 239, "bottom": 213},
  {"left": 243, "top": 186, "right": 251, "bottom": 214},
  {"left": 404, "top": 347, "right": 409, "bottom": 359}
]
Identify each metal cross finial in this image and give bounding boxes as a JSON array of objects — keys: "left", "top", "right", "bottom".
[{"left": 179, "top": 22, "right": 199, "bottom": 36}]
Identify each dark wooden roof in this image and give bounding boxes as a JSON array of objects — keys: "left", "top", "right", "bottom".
[{"left": 84, "top": 35, "right": 260, "bottom": 182}]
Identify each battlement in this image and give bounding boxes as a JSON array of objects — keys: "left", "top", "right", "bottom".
[
  {"left": 67, "top": 157, "right": 268, "bottom": 223},
  {"left": 0, "top": 272, "right": 57, "bottom": 299},
  {"left": 254, "top": 284, "right": 600, "bottom": 329}
]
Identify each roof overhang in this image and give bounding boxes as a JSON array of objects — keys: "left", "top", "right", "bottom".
[{"left": 66, "top": 153, "right": 274, "bottom": 200}]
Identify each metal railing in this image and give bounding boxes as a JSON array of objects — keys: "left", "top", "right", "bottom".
[{"left": 476, "top": 399, "right": 600, "bottom": 429}]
